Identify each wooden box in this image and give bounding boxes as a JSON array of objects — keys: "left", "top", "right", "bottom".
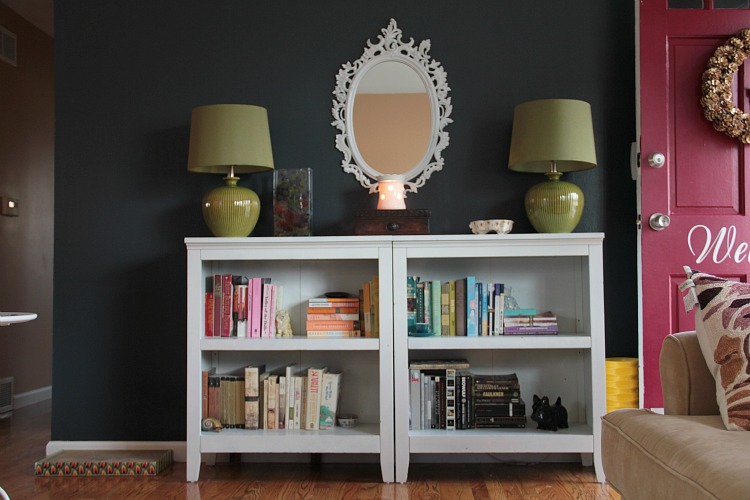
[{"left": 354, "top": 209, "right": 430, "bottom": 235}]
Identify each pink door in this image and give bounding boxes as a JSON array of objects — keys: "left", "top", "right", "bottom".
[{"left": 640, "top": 0, "right": 750, "bottom": 408}]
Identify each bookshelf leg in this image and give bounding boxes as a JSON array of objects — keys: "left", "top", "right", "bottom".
[
  {"left": 204, "top": 453, "right": 216, "bottom": 466},
  {"left": 580, "top": 452, "right": 593, "bottom": 467}
]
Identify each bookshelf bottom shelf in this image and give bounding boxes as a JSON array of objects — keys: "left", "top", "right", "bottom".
[
  {"left": 200, "top": 423, "right": 382, "bottom": 454},
  {"left": 408, "top": 423, "right": 594, "bottom": 454}
]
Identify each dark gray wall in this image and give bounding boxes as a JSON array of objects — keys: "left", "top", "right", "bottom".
[{"left": 53, "top": 1, "right": 636, "bottom": 440}]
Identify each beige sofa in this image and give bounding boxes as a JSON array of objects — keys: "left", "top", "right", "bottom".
[{"left": 601, "top": 331, "right": 748, "bottom": 499}]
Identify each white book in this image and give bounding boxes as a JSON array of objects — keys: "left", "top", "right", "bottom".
[
  {"left": 305, "top": 367, "right": 327, "bottom": 430},
  {"left": 284, "top": 363, "right": 298, "bottom": 430}
]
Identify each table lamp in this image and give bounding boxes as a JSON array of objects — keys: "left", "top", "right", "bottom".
[
  {"left": 508, "top": 99, "right": 597, "bottom": 233},
  {"left": 376, "top": 175, "right": 407, "bottom": 210},
  {"left": 187, "top": 104, "right": 274, "bottom": 237}
]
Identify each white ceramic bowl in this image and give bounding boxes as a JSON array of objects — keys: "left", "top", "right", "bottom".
[
  {"left": 337, "top": 414, "right": 359, "bottom": 427},
  {"left": 469, "top": 219, "right": 514, "bottom": 235}
]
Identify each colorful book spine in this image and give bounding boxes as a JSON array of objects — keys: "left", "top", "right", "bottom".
[
  {"left": 305, "top": 367, "right": 327, "bottom": 430},
  {"left": 441, "top": 281, "right": 450, "bottom": 336},
  {"left": 407, "top": 275, "right": 418, "bottom": 332},
  {"left": 306, "top": 330, "right": 361, "bottom": 338},
  {"left": 243, "top": 365, "right": 265, "bottom": 429},
  {"left": 416, "top": 281, "right": 425, "bottom": 325},
  {"left": 250, "top": 277, "right": 263, "bottom": 338},
  {"left": 362, "top": 281, "right": 372, "bottom": 337},
  {"left": 319, "top": 372, "right": 342, "bottom": 430},
  {"left": 213, "top": 275, "right": 222, "bottom": 337},
  {"left": 233, "top": 276, "right": 249, "bottom": 338},
  {"left": 449, "top": 281, "right": 456, "bottom": 336},
  {"left": 220, "top": 274, "right": 234, "bottom": 337},
  {"left": 431, "top": 280, "right": 442, "bottom": 336},
  {"left": 410, "top": 368, "right": 422, "bottom": 430},
  {"left": 306, "top": 320, "right": 360, "bottom": 330},
  {"left": 205, "top": 292, "right": 214, "bottom": 337},
  {"left": 466, "top": 276, "right": 477, "bottom": 337},
  {"left": 261, "top": 282, "right": 274, "bottom": 337},
  {"left": 455, "top": 278, "right": 466, "bottom": 336},
  {"left": 494, "top": 283, "right": 504, "bottom": 335}
]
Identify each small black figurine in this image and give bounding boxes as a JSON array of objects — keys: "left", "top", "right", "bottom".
[{"left": 531, "top": 395, "right": 569, "bottom": 431}]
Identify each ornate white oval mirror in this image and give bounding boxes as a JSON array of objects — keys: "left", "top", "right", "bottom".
[{"left": 332, "top": 19, "right": 452, "bottom": 201}]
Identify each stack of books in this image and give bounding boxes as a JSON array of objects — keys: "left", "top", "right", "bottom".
[
  {"left": 306, "top": 296, "right": 361, "bottom": 337},
  {"left": 503, "top": 311, "right": 559, "bottom": 335},
  {"left": 472, "top": 373, "right": 526, "bottom": 428}
]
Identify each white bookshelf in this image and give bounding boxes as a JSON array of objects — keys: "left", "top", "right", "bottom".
[
  {"left": 185, "top": 237, "right": 395, "bottom": 482},
  {"left": 185, "top": 234, "right": 606, "bottom": 484},
  {"left": 391, "top": 234, "right": 606, "bottom": 483}
]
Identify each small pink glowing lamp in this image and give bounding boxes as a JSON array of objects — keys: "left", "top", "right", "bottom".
[{"left": 376, "top": 175, "right": 406, "bottom": 210}]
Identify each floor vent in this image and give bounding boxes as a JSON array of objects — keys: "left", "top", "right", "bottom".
[
  {"left": 0, "top": 25, "right": 17, "bottom": 67},
  {"left": 0, "top": 377, "right": 14, "bottom": 417}
]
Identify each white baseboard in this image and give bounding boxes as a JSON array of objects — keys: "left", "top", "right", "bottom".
[
  {"left": 46, "top": 441, "right": 188, "bottom": 462},
  {"left": 14, "top": 385, "right": 51, "bottom": 408}
]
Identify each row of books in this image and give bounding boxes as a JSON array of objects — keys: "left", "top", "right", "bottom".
[
  {"left": 205, "top": 274, "right": 282, "bottom": 338},
  {"left": 205, "top": 274, "right": 382, "bottom": 339},
  {"left": 202, "top": 364, "right": 341, "bottom": 430},
  {"left": 409, "top": 360, "right": 526, "bottom": 430},
  {"left": 305, "top": 276, "right": 380, "bottom": 338},
  {"left": 407, "top": 276, "right": 507, "bottom": 336}
]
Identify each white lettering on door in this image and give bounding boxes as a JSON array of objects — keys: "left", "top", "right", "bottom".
[{"left": 688, "top": 225, "right": 750, "bottom": 264}]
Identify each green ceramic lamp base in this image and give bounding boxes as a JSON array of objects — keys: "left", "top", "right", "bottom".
[
  {"left": 524, "top": 172, "right": 584, "bottom": 233},
  {"left": 202, "top": 176, "right": 261, "bottom": 237}
]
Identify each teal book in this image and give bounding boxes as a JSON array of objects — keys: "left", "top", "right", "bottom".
[
  {"left": 407, "top": 276, "right": 418, "bottom": 332},
  {"left": 466, "top": 276, "right": 477, "bottom": 337}
]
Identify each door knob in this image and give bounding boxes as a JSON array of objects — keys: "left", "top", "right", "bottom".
[
  {"left": 648, "top": 152, "right": 666, "bottom": 168},
  {"left": 649, "top": 213, "right": 670, "bottom": 231}
]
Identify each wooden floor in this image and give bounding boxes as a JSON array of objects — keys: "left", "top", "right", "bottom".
[{"left": 0, "top": 400, "right": 620, "bottom": 499}]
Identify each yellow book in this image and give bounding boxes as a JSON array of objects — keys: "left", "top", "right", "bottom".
[{"left": 372, "top": 275, "right": 379, "bottom": 338}]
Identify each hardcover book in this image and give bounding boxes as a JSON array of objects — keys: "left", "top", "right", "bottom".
[
  {"left": 407, "top": 275, "right": 418, "bottom": 332},
  {"left": 249, "top": 277, "right": 263, "bottom": 338},
  {"left": 243, "top": 364, "right": 266, "bottom": 430},
  {"left": 305, "top": 367, "right": 327, "bottom": 430},
  {"left": 233, "top": 276, "right": 249, "bottom": 338},
  {"left": 319, "top": 372, "right": 342, "bottom": 430}
]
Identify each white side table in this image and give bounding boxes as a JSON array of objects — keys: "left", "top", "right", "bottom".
[
  {"left": 0, "top": 312, "right": 37, "bottom": 326},
  {"left": 0, "top": 311, "right": 36, "bottom": 500}
]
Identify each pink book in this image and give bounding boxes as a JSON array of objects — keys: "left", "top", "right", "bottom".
[
  {"left": 250, "top": 277, "right": 262, "bottom": 338},
  {"left": 261, "top": 282, "right": 274, "bottom": 337}
]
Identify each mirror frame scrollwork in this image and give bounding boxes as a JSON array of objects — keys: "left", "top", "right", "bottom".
[{"left": 331, "top": 19, "right": 452, "bottom": 193}]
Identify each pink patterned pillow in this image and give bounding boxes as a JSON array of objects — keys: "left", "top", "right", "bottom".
[{"left": 683, "top": 269, "right": 750, "bottom": 430}]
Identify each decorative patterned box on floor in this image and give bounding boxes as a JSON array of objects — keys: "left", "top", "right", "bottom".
[{"left": 34, "top": 449, "right": 173, "bottom": 476}]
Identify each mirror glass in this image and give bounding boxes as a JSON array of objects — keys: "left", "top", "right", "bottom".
[
  {"left": 353, "top": 61, "right": 431, "bottom": 175},
  {"left": 332, "top": 19, "right": 452, "bottom": 193}
]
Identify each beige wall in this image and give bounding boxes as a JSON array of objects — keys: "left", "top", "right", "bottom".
[{"left": 0, "top": 3, "right": 54, "bottom": 398}]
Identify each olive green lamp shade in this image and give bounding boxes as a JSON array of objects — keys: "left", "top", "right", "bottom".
[
  {"left": 508, "top": 99, "right": 596, "bottom": 233},
  {"left": 187, "top": 104, "right": 274, "bottom": 237}
]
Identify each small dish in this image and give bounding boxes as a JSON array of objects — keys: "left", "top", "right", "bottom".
[
  {"left": 337, "top": 414, "right": 359, "bottom": 427},
  {"left": 469, "top": 219, "right": 514, "bottom": 235}
]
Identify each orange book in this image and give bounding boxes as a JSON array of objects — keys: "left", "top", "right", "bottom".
[
  {"left": 306, "top": 319, "right": 360, "bottom": 330},
  {"left": 306, "top": 306, "right": 359, "bottom": 314}
]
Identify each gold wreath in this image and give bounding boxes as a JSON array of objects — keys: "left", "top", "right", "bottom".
[{"left": 701, "top": 28, "right": 750, "bottom": 143}]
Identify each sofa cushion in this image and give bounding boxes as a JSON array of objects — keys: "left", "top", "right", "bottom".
[
  {"left": 602, "top": 409, "right": 748, "bottom": 499},
  {"left": 683, "top": 270, "right": 750, "bottom": 430}
]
